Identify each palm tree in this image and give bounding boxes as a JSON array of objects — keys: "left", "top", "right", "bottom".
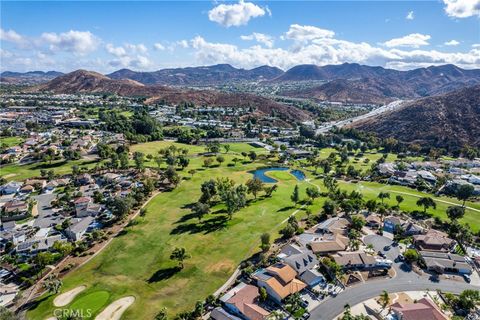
[
  {"left": 43, "top": 274, "right": 62, "bottom": 294},
  {"left": 266, "top": 310, "right": 284, "bottom": 320},
  {"left": 170, "top": 247, "right": 190, "bottom": 269},
  {"left": 416, "top": 197, "right": 436, "bottom": 214},
  {"left": 378, "top": 192, "right": 390, "bottom": 205},
  {"left": 366, "top": 243, "right": 374, "bottom": 254},
  {"left": 379, "top": 290, "right": 390, "bottom": 308}
]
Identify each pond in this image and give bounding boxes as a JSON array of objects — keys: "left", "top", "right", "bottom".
[{"left": 250, "top": 167, "right": 306, "bottom": 183}]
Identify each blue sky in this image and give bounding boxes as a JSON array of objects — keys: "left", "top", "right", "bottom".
[{"left": 1, "top": 1, "right": 479, "bottom": 72}]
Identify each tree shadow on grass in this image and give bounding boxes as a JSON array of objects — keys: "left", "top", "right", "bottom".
[
  {"left": 170, "top": 215, "right": 228, "bottom": 235},
  {"left": 147, "top": 266, "right": 181, "bottom": 283},
  {"left": 116, "top": 229, "right": 128, "bottom": 237},
  {"left": 20, "top": 294, "right": 51, "bottom": 312},
  {"left": 277, "top": 206, "right": 295, "bottom": 212}
]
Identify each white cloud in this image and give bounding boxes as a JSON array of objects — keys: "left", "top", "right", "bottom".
[
  {"left": 283, "top": 24, "right": 335, "bottom": 42},
  {"left": 154, "top": 43, "right": 165, "bottom": 51},
  {"left": 443, "top": 0, "right": 480, "bottom": 18},
  {"left": 240, "top": 32, "right": 274, "bottom": 48},
  {"left": 472, "top": 43, "right": 480, "bottom": 48},
  {"left": 188, "top": 33, "right": 480, "bottom": 71},
  {"left": 0, "top": 49, "right": 13, "bottom": 59},
  {"left": 40, "top": 30, "right": 100, "bottom": 55},
  {"left": 0, "top": 28, "right": 25, "bottom": 45},
  {"left": 177, "top": 40, "right": 189, "bottom": 48},
  {"left": 125, "top": 43, "right": 148, "bottom": 54},
  {"left": 406, "top": 11, "right": 415, "bottom": 20},
  {"left": 105, "top": 43, "right": 152, "bottom": 69},
  {"left": 444, "top": 39, "right": 460, "bottom": 46},
  {"left": 383, "top": 33, "right": 431, "bottom": 48},
  {"left": 106, "top": 43, "right": 127, "bottom": 57},
  {"left": 208, "top": 0, "right": 267, "bottom": 27}
]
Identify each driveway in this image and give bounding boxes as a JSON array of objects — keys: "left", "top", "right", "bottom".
[
  {"left": 33, "top": 193, "right": 64, "bottom": 228},
  {"left": 309, "top": 235, "right": 480, "bottom": 320}
]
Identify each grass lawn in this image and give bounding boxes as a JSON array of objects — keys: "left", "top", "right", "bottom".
[
  {"left": 27, "top": 163, "right": 314, "bottom": 320},
  {"left": 0, "top": 159, "right": 101, "bottom": 181},
  {"left": 130, "top": 141, "right": 263, "bottom": 156},
  {"left": 68, "top": 291, "right": 111, "bottom": 319},
  {"left": 0, "top": 136, "right": 24, "bottom": 147},
  {"left": 308, "top": 177, "right": 480, "bottom": 232}
]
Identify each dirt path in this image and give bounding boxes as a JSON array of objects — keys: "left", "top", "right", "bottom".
[
  {"left": 94, "top": 296, "right": 135, "bottom": 320},
  {"left": 53, "top": 285, "right": 86, "bottom": 307}
]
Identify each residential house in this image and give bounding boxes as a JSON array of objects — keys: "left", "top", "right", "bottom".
[
  {"left": 390, "top": 298, "right": 448, "bottom": 320},
  {"left": 403, "top": 222, "right": 425, "bottom": 236},
  {"left": 277, "top": 243, "right": 324, "bottom": 287},
  {"left": 297, "top": 233, "right": 348, "bottom": 255},
  {"left": 331, "top": 252, "right": 377, "bottom": 270},
  {"left": 413, "top": 230, "right": 456, "bottom": 252},
  {"left": 65, "top": 216, "right": 94, "bottom": 241},
  {"left": 74, "top": 197, "right": 92, "bottom": 217},
  {"left": 253, "top": 263, "right": 306, "bottom": 303},
  {"left": 2, "top": 200, "right": 28, "bottom": 215},
  {"left": 419, "top": 251, "right": 472, "bottom": 275},
  {"left": 220, "top": 282, "right": 270, "bottom": 320},
  {"left": 383, "top": 216, "right": 404, "bottom": 233},
  {"left": 365, "top": 214, "right": 381, "bottom": 229},
  {"left": 0, "top": 182, "right": 22, "bottom": 195},
  {"left": 211, "top": 307, "right": 243, "bottom": 320},
  {"left": 76, "top": 173, "right": 94, "bottom": 186}
]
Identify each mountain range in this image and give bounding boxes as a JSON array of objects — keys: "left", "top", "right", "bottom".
[
  {"left": 350, "top": 84, "right": 480, "bottom": 149},
  {"left": 30, "top": 70, "right": 312, "bottom": 124},
  {"left": 107, "top": 64, "right": 284, "bottom": 86},
  {"left": 0, "top": 70, "right": 64, "bottom": 85},
  {"left": 6, "top": 63, "right": 480, "bottom": 104},
  {"left": 281, "top": 64, "right": 480, "bottom": 104}
]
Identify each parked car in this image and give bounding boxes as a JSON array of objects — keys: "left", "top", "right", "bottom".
[
  {"left": 378, "top": 251, "right": 386, "bottom": 258},
  {"left": 302, "top": 312, "right": 310, "bottom": 320},
  {"left": 398, "top": 254, "right": 404, "bottom": 261},
  {"left": 300, "top": 299, "right": 309, "bottom": 308},
  {"left": 463, "top": 274, "right": 471, "bottom": 283}
]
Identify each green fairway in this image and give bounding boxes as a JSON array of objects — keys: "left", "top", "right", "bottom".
[
  {"left": 0, "top": 136, "right": 24, "bottom": 147},
  {"left": 309, "top": 178, "right": 480, "bottom": 232},
  {"left": 68, "top": 291, "right": 110, "bottom": 319},
  {"left": 27, "top": 162, "right": 313, "bottom": 320},
  {"left": 130, "top": 141, "right": 263, "bottom": 156},
  {"left": 0, "top": 159, "right": 101, "bottom": 181}
]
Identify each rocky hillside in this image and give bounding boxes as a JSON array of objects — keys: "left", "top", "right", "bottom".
[
  {"left": 31, "top": 70, "right": 312, "bottom": 123},
  {"left": 107, "top": 64, "right": 284, "bottom": 86},
  {"left": 350, "top": 85, "right": 480, "bottom": 149}
]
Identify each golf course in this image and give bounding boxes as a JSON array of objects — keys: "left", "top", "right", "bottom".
[{"left": 26, "top": 142, "right": 480, "bottom": 319}]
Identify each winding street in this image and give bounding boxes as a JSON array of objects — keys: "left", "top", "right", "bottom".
[{"left": 309, "top": 235, "right": 480, "bottom": 320}]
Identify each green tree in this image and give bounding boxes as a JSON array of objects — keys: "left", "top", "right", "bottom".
[
  {"left": 291, "top": 185, "right": 300, "bottom": 205},
  {"left": 246, "top": 178, "right": 264, "bottom": 199},
  {"left": 259, "top": 287, "right": 268, "bottom": 302},
  {"left": 306, "top": 186, "right": 320, "bottom": 202},
  {"left": 395, "top": 195, "right": 404, "bottom": 207},
  {"left": 458, "top": 289, "right": 480, "bottom": 311},
  {"left": 446, "top": 205, "right": 465, "bottom": 221},
  {"left": 403, "top": 249, "right": 419, "bottom": 263},
  {"left": 260, "top": 233, "right": 270, "bottom": 252},
  {"left": 170, "top": 247, "right": 190, "bottom": 269},
  {"left": 223, "top": 144, "right": 230, "bottom": 153},
  {"left": 133, "top": 151, "right": 145, "bottom": 170},
  {"left": 378, "top": 192, "right": 390, "bottom": 205},
  {"left": 216, "top": 155, "right": 225, "bottom": 166},
  {"left": 155, "top": 307, "right": 168, "bottom": 320},
  {"left": 43, "top": 273, "right": 62, "bottom": 294},
  {"left": 323, "top": 200, "right": 337, "bottom": 216},
  {"left": 379, "top": 290, "right": 390, "bottom": 308},
  {"left": 456, "top": 184, "right": 475, "bottom": 208},
  {"left": 416, "top": 197, "right": 436, "bottom": 214},
  {"left": 192, "top": 202, "right": 210, "bottom": 221}
]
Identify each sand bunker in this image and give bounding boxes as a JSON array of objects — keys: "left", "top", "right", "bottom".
[
  {"left": 53, "top": 285, "right": 87, "bottom": 307},
  {"left": 95, "top": 296, "right": 135, "bottom": 320}
]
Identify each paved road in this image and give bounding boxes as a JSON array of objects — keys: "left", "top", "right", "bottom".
[
  {"left": 315, "top": 100, "right": 405, "bottom": 134},
  {"left": 33, "top": 193, "right": 64, "bottom": 228},
  {"left": 309, "top": 235, "right": 480, "bottom": 320}
]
